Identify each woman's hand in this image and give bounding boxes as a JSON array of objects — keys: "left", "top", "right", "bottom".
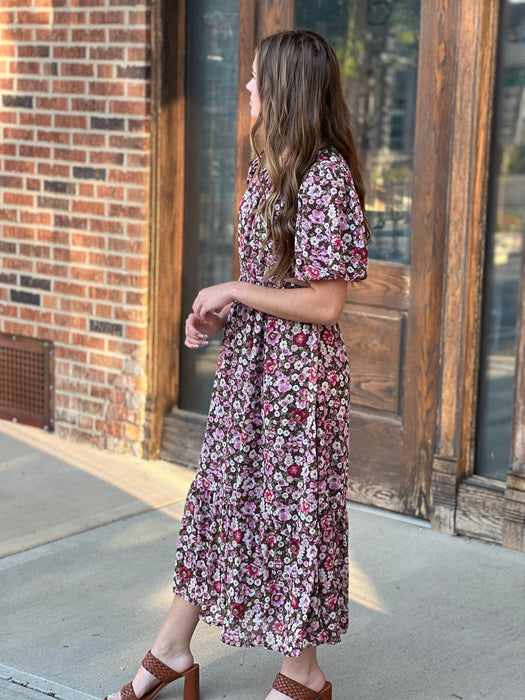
[
  {"left": 185, "top": 309, "right": 228, "bottom": 349},
  {"left": 192, "top": 282, "right": 235, "bottom": 321}
]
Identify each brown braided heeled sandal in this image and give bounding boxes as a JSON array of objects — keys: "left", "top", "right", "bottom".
[
  {"left": 272, "top": 672, "right": 332, "bottom": 700},
  {"left": 104, "top": 650, "right": 199, "bottom": 700}
]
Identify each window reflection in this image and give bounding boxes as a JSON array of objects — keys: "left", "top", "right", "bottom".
[
  {"left": 179, "top": 1, "right": 239, "bottom": 414},
  {"left": 477, "top": 0, "right": 525, "bottom": 480},
  {"left": 295, "top": 0, "right": 420, "bottom": 264}
]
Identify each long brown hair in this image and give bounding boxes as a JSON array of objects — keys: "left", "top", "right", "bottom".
[{"left": 250, "top": 30, "right": 371, "bottom": 281}]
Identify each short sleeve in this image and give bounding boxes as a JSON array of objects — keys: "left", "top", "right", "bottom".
[{"left": 293, "top": 154, "right": 368, "bottom": 283}]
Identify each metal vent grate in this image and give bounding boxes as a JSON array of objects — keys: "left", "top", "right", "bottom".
[{"left": 0, "top": 333, "right": 54, "bottom": 430}]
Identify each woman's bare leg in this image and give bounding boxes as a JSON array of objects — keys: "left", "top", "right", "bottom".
[
  {"left": 107, "top": 595, "right": 200, "bottom": 700},
  {"left": 265, "top": 646, "right": 327, "bottom": 700}
]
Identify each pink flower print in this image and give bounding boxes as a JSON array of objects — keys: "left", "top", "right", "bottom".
[
  {"left": 187, "top": 501, "right": 195, "bottom": 514},
  {"left": 287, "top": 463, "right": 301, "bottom": 478},
  {"left": 277, "top": 377, "right": 291, "bottom": 393},
  {"left": 263, "top": 400, "right": 272, "bottom": 415},
  {"left": 326, "top": 594, "right": 337, "bottom": 611},
  {"left": 233, "top": 530, "right": 244, "bottom": 543},
  {"left": 242, "top": 501, "right": 256, "bottom": 516},
  {"left": 309, "top": 367, "right": 318, "bottom": 381},
  {"left": 328, "top": 371, "right": 338, "bottom": 387},
  {"left": 266, "top": 532, "right": 276, "bottom": 546},
  {"left": 231, "top": 603, "right": 244, "bottom": 618},
  {"left": 213, "top": 580, "right": 222, "bottom": 593},
  {"left": 247, "top": 564, "right": 258, "bottom": 577},
  {"left": 241, "top": 429, "right": 249, "bottom": 444},
  {"left": 321, "top": 329, "right": 334, "bottom": 343},
  {"left": 276, "top": 505, "right": 291, "bottom": 522},
  {"left": 179, "top": 566, "right": 191, "bottom": 582},
  {"left": 293, "top": 332, "right": 307, "bottom": 346},
  {"left": 272, "top": 620, "right": 284, "bottom": 634},
  {"left": 233, "top": 434, "right": 243, "bottom": 450},
  {"left": 325, "top": 554, "right": 335, "bottom": 570},
  {"left": 301, "top": 499, "right": 311, "bottom": 513},
  {"left": 311, "top": 209, "right": 326, "bottom": 225},
  {"left": 267, "top": 330, "right": 281, "bottom": 346},
  {"left": 290, "top": 539, "right": 300, "bottom": 555},
  {"left": 264, "top": 359, "right": 277, "bottom": 373},
  {"left": 305, "top": 265, "right": 320, "bottom": 280},
  {"left": 264, "top": 489, "right": 274, "bottom": 503},
  {"left": 291, "top": 408, "right": 307, "bottom": 424},
  {"left": 199, "top": 477, "right": 210, "bottom": 490},
  {"left": 291, "top": 595, "right": 299, "bottom": 609}
]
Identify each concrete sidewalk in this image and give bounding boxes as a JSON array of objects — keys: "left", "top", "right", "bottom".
[{"left": 0, "top": 421, "right": 524, "bottom": 700}]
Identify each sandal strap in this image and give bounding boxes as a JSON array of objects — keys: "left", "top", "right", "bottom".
[
  {"left": 120, "top": 683, "right": 139, "bottom": 700},
  {"left": 141, "top": 650, "right": 182, "bottom": 683},
  {"left": 272, "top": 673, "right": 323, "bottom": 700}
]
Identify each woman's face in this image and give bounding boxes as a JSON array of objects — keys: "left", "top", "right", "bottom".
[{"left": 246, "top": 57, "right": 261, "bottom": 119}]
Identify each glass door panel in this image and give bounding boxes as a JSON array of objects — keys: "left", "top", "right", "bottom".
[
  {"left": 295, "top": 0, "right": 420, "bottom": 263},
  {"left": 476, "top": 0, "right": 525, "bottom": 480},
  {"left": 179, "top": 0, "right": 239, "bottom": 413}
]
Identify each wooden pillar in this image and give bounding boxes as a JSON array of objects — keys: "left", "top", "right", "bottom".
[{"left": 430, "top": 0, "right": 501, "bottom": 532}]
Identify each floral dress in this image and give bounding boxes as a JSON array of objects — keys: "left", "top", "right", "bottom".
[{"left": 173, "top": 147, "right": 368, "bottom": 656}]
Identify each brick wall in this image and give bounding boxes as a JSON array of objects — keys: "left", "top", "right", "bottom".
[{"left": 0, "top": 0, "right": 152, "bottom": 456}]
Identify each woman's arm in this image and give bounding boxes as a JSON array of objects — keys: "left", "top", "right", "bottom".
[{"left": 192, "top": 278, "right": 348, "bottom": 327}]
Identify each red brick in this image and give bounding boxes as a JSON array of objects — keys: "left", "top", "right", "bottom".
[
  {"left": 54, "top": 213, "right": 88, "bottom": 230},
  {"left": 107, "top": 339, "right": 140, "bottom": 355},
  {"left": 4, "top": 127, "right": 34, "bottom": 140},
  {"left": 38, "top": 326, "right": 71, "bottom": 344},
  {"left": 0, "top": 45, "right": 16, "bottom": 57},
  {"left": 19, "top": 113, "right": 52, "bottom": 126},
  {"left": 127, "top": 153, "right": 147, "bottom": 169},
  {"left": 127, "top": 188, "right": 146, "bottom": 203},
  {"left": 89, "top": 151, "right": 123, "bottom": 165},
  {"left": 37, "top": 229, "right": 69, "bottom": 245},
  {"left": 53, "top": 46, "right": 86, "bottom": 59},
  {"left": 20, "top": 307, "right": 52, "bottom": 323},
  {"left": 36, "top": 129, "right": 70, "bottom": 144},
  {"left": 60, "top": 298, "right": 93, "bottom": 314},
  {"left": 0, "top": 304, "right": 19, "bottom": 318},
  {"left": 0, "top": 78, "right": 15, "bottom": 90},
  {"left": 0, "top": 175, "right": 23, "bottom": 188},
  {"left": 54, "top": 147, "right": 87, "bottom": 163},
  {"left": 72, "top": 200, "right": 106, "bottom": 215},
  {"left": 3, "top": 225, "right": 34, "bottom": 239},
  {"left": 20, "top": 243, "right": 51, "bottom": 257},
  {"left": 54, "top": 247, "right": 87, "bottom": 263},
  {"left": 108, "top": 203, "right": 145, "bottom": 219},
  {"left": 108, "top": 135, "right": 148, "bottom": 150},
  {"left": 60, "top": 63, "right": 94, "bottom": 77},
  {"left": 54, "top": 313, "right": 88, "bottom": 329},
  {"left": 4, "top": 191, "right": 34, "bottom": 207},
  {"left": 106, "top": 271, "right": 146, "bottom": 287},
  {"left": 125, "top": 256, "right": 148, "bottom": 273},
  {"left": 99, "top": 66, "right": 117, "bottom": 85},
  {"left": 126, "top": 222, "right": 147, "bottom": 237},
  {"left": 17, "top": 78, "right": 49, "bottom": 92},
  {"left": 115, "top": 306, "right": 146, "bottom": 323},
  {"left": 36, "top": 96, "right": 68, "bottom": 110},
  {"left": 72, "top": 333, "right": 106, "bottom": 350},
  {"left": 54, "top": 114, "right": 88, "bottom": 129},
  {"left": 3, "top": 321, "right": 36, "bottom": 336},
  {"left": 88, "top": 252, "right": 123, "bottom": 268},
  {"left": 53, "top": 11, "right": 87, "bottom": 24},
  {"left": 108, "top": 169, "right": 146, "bottom": 185},
  {"left": 54, "top": 281, "right": 88, "bottom": 297},
  {"left": 1, "top": 28, "right": 32, "bottom": 42},
  {"left": 90, "top": 218, "right": 124, "bottom": 234},
  {"left": 71, "top": 232, "right": 105, "bottom": 249},
  {"left": 35, "top": 28, "right": 68, "bottom": 42},
  {"left": 36, "top": 261, "right": 68, "bottom": 276},
  {"left": 0, "top": 208, "right": 18, "bottom": 221},
  {"left": 0, "top": 112, "right": 17, "bottom": 125},
  {"left": 127, "top": 83, "right": 148, "bottom": 99},
  {"left": 73, "top": 132, "right": 105, "bottom": 147},
  {"left": 97, "top": 185, "right": 124, "bottom": 200},
  {"left": 109, "top": 28, "right": 147, "bottom": 44},
  {"left": 71, "top": 98, "right": 105, "bottom": 112},
  {"left": 89, "top": 47, "right": 124, "bottom": 61},
  {"left": 90, "top": 386, "right": 111, "bottom": 401},
  {"left": 42, "top": 294, "right": 59, "bottom": 309},
  {"left": 54, "top": 345, "right": 88, "bottom": 362},
  {"left": 53, "top": 80, "right": 86, "bottom": 95},
  {"left": 129, "top": 10, "right": 149, "bottom": 25},
  {"left": 78, "top": 183, "right": 94, "bottom": 197},
  {"left": 21, "top": 210, "right": 52, "bottom": 225},
  {"left": 18, "top": 45, "right": 49, "bottom": 58},
  {"left": 38, "top": 162, "right": 70, "bottom": 177},
  {"left": 4, "top": 257, "right": 33, "bottom": 271},
  {"left": 4, "top": 160, "right": 35, "bottom": 174},
  {"left": 128, "top": 118, "right": 148, "bottom": 133},
  {"left": 20, "top": 144, "right": 51, "bottom": 158},
  {"left": 72, "top": 29, "right": 106, "bottom": 42},
  {"left": 125, "top": 325, "right": 147, "bottom": 341},
  {"left": 78, "top": 415, "right": 94, "bottom": 431},
  {"left": 89, "top": 352, "right": 124, "bottom": 370},
  {"left": 89, "top": 286, "right": 124, "bottom": 302},
  {"left": 26, "top": 178, "right": 42, "bottom": 191},
  {"left": 10, "top": 61, "right": 41, "bottom": 74},
  {"left": 89, "top": 81, "right": 124, "bottom": 97},
  {"left": 17, "top": 10, "right": 52, "bottom": 23},
  {"left": 95, "top": 303, "right": 113, "bottom": 318},
  {"left": 71, "top": 266, "right": 105, "bottom": 283},
  {"left": 72, "top": 365, "right": 105, "bottom": 383},
  {"left": 0, "top": 144, "right": 16, "bottom": 156},
  {"left": 109, "top": 100, "right": 149, "bottom": 116}
]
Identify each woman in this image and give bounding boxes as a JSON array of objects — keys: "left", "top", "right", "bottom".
[{"left": 105, "top": 30, "right": 369, "bottom": 700}]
